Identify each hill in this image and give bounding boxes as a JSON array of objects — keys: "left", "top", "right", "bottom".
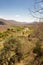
[
  {"left": 0, "top": 18, "right": 26, "bottom": 32},
  {"left": 0, "top": 19, "right": 43, "bottom": 65},
  {"left": 0, "top": 18, "right": 43, "bottom": 32}
]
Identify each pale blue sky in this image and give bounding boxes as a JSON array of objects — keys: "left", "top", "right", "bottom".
[{"left": 0, "top": 0, "right": 41, "bottom": 22}]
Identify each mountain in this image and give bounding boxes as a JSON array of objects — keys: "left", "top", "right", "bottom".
[
  {"left": 0, "top": 18, "right": 43, "bottom": 32},
  {"left": 0, "top": 18, "right": 26, "bottom": 32},
  {"left": 0, "top": 18, "right": 26, "bottom": 25}
]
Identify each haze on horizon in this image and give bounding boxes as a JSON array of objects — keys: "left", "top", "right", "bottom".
[{"left": 0, "top": 0, "right": 40, "bottom": 23}]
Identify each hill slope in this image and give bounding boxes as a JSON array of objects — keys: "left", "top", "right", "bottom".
[{"left": 0, "top": 18, "right": 26, "bottom": 32}]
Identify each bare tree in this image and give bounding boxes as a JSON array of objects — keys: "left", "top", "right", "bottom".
[{"left": 29, "top": 0, "right": 43, "bottom": 21}]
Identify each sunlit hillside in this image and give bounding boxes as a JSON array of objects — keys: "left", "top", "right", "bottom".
[{"left": 0, "top": 20, "right": 43, "bottom": 65}]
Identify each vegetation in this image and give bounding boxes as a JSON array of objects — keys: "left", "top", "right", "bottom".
[
  {"left": 0, "top": 24, "right": 43, "bottom": 65},
  {"left": 33, "top": 41, "right": 41, "bottom": 57}
]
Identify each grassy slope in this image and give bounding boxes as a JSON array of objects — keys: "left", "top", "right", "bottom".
[{"left": 0, "top": 22, "right": 43, "bottom": 65}]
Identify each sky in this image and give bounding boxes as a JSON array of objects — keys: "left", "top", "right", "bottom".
[{"left": 0, "top": 0, "right": 42, "bottom": 23}]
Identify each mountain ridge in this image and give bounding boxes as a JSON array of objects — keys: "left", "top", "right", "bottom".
[{"left": 0, "top": 18, "right": 43, "bottom": 32}]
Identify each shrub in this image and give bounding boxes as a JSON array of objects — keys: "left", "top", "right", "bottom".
[
  {"left": 15, "top": 42, "right": 23, "bottom": 62},
  {"left": 7, "top": 28, "right": 10, "bottom": 31},
  {"left": 33, "top": 41, "right": 42, "bottom": 57}
]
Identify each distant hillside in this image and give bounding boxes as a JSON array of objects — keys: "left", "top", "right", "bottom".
[
  {"left": 0, "top": 18, "right": 26, "bottom": 26},
  {"left": 0, "top": 18, "right": 43, "bottom": 32},
  {"left": 0, "top": 18, "right": 26, "bottom": 32}
]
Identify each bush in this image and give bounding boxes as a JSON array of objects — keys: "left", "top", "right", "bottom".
[
  {"left": 33, "top": 41, "right": 42, "bottom": 57},
  {"left": 15, "top": 42, "right": 23, "bottom": 62},
  {"left": 0, "top": 32, "right": 8, "bottom": 38},
  {"left": 3, "top": 36, "right": 23, "bottom": 64},
  {"left": 7, "top": 28, "right": 10, "bottom": 31}
]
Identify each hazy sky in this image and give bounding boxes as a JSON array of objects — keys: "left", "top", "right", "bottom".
[{"left": 0, "top": 0, "right": 41, "bottom": 23}]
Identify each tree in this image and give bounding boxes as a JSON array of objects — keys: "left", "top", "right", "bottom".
[{"left": 29, "top": 0, "right": 43, "bottom": 21}]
